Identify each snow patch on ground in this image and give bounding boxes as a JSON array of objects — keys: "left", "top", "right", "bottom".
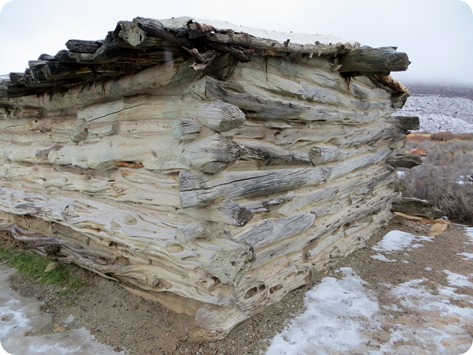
[
  {"left": 458, "top": 252, "right": 473, "bottom": 261},
  {"left": 399, "top": 95, "right": 473, "bottom": 133},
  {"left": 372, "top": 230, "right": 431, "bottom": 255},
  {"left": 466, "top": 227, "right": 473, "bottom": 244},
  {"left": 370, "top": 253, "right": 396, "bottom": 262},
  {"left": 268, "top": 228, "right": 473, "bottom": 354},
  {"left": 444, "top": 270, "right": 473, "bottom": 289},
  {"left": 380, "top": 279, "right": 473, "bottom": 354},
  {"left": 0, "top": 266, "right": 123, "bottom": 355},
  {"left": 267, "top": 270, "right": 473, "bottom": 355},
  {"left": 266, "top": 268, "right": 380, "bottom": 355}
]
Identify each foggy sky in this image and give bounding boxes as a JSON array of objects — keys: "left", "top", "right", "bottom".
[{"left": 0, "top": 0, "right": 472, "bottom": 86}]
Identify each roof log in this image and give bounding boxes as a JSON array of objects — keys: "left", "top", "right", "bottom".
[{"left": 338, "top": 46, "right": 410, "bottom": 76}]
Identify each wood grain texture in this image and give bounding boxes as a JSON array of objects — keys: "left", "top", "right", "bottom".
[{"left": 0, "top": 36, "right": 410, "bottom": 340}]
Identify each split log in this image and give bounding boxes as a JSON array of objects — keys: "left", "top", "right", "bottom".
[{"left": 387, "top": 154, "right": 422, "bottom": 169}]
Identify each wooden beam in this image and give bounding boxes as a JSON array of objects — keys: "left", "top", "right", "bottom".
[
  {"left": 391, "top": 197, "right": 443, "bottom": 220},
  {"left": 66, "top": 40, "right": 103, "bottom": 54},
  {"left": 392, "top": 115, "right": 420, "bottom": 131},
  {"left": 387, "top": 154, "right": 422, "bottom": 169},
  {"left": 339, "top": 46, "right": 410, "bottom": 76}
]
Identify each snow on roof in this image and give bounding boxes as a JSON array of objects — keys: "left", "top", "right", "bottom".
[{"left": 159, "top": 16, "right": 350, "bottom": 46}]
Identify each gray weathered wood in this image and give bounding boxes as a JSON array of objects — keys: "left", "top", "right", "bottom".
[
  {"left": 339, "top": 46, "right": 410, "bottom": 76},
  {"left": 180, "top": 168, "right": 331, "bottom": 208},
  {"left": 391, "top": 115, "right": 420, "bottom": 131},
  {"left": 387, "top": 154, "right": 422, "bottom": 169},
  {"left": 0, "top": 16, "right": 412, "bottom": 341},
  {"left": 65, "top": 39, "right": 103, "bottom": 53},
  {"left": 391, "top": 197, "right": 444, "bottom": 219}
]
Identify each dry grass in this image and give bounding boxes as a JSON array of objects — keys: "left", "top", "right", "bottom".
[{"left": 400, "top": 136, "right": 473, "bottom": 224}]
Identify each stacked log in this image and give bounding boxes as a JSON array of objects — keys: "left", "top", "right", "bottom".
[{"left": 0, "top": 17, "right": 411, "bottom": 340}]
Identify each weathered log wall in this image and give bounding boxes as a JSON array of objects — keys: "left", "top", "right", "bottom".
[{"left": 0, "top": 17, "right": 411, "bottom": 340}]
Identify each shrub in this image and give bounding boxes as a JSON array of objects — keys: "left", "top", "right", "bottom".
[{"left": 400, "top": 138, "right": 473, "bottom": 224}]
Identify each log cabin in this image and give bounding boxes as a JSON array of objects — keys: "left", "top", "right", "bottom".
[{"left": 0, "top": 17, "right": 417, "bottom": 340}]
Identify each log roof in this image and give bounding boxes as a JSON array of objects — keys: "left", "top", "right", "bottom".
[{"left": 0, "top": 16, "right": 409, "bottom": 99}]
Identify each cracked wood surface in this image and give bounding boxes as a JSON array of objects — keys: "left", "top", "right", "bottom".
[{"left": 0, "top": 33, "right": 409, "bottom": 340}]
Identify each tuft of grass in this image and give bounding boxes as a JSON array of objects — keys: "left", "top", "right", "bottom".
[{"left": 0, "top": 248, "right": 83, "bottom": 292}]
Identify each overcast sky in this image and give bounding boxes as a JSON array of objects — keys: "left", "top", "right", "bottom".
[{"left": 0, "top": 0, "right": 472, "bottom": 86}]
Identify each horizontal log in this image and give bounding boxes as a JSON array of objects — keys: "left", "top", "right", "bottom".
[
  {"left": 176, "top": 222, "right": 221, "bottom": 243},
  {"left": 309, "top": 145, "right": 375, "bottom": 165},
  {"left": 368, "top": 75, "right": 410, "bottom": 109},
  {"left": 66, "top": 39, "right": 103, "bottom": 53},
  {"left": 183, "top": 135, "right": 243, "bottom": 174},
  {"left": 182, "top": 201, "right": 254, "bottom": 226},
  {"left": 226, "top": 120, "right": 402, "bottom": 151},
  {"left": 0, "top": 213, "right": 245, "bottom": 309},
  {"left": 387, "top": 154, "right": 422, "bottom": 169},
  {"left": 250, "top": 186, "right": 398, "bottom": 267},
  {"left": 0, "top": 162, "right": 181, "bottom": 209},
  {"left": 275, "top": 165, "right": 393, "bottom": 216},
  {"left": 0, "top": 124, "right": 244, "bottom": 172},
  {"left": 391, "top": 197, "right": 444, "bottom": 219},
  {"left": 227, "top": 59, "right": 392, "bottom": 111},
  {"left": 237, "top": 139, "right": 312, "bottom": 166},
  {"left": 78, "top": 95, "right": 245, "bottom": 132},
  {"left": 339, "top": 46, "right": 410, "bottom": 76},
  {"left": 204, "top": 76, "right": 391, "bottom": 123},
  {"left": 0, "top": 188, "right": 255, "bottom": 291},
  {"left": 391, "top": 115, "right": 420, "bottom": 131},
  {"left": 236, "top": 213, "right": 315, "bottom": 250},
  {"left": 180, "top": 167, "right": 330, "bottom": 208},
  {"left": 0, "top": 60, "right": 201, "bottom": 115},
  {"left": 180, "top": 146, "right": 392, "bottom": 208}
]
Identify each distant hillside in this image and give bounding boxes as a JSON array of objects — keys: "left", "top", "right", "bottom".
[
  {"left": 404, "top": 83, "right": 473, "bottom": 100},
  {"left": 398, "top": 83, "right": 473, "bottom": 134}
]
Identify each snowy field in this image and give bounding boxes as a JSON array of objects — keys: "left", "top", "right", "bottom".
[
  {"left": 399, "top": 95, "right": 473, "bottom": 133},
  {"left": 267, "top": 228, "right": 473, "bottom": 354}
]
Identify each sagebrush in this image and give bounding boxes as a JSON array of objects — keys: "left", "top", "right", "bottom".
[{"left": 400, "top": 136, "right": 473, "bottom": 224}]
